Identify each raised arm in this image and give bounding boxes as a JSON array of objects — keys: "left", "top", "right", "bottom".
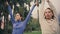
[
  {"left": 6, "top": 2, "right": 15, "bottom": 24},
  {"left": 23, "top": 4, "right": 36, "bottom": 24},
  {"left": 39, "top": 0, "right": 45, "bottom": 20},
  {"left": 46, "top": 0, "right": 57, "bottom": 17}
]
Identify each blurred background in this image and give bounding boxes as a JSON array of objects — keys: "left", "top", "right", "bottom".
[{"left": 0, "top": 0, "right": 60, "bottom": 34}]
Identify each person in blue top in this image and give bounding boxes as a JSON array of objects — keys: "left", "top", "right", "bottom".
[{"left": 5, "top": 1, "right": 37, "bottom": 34}]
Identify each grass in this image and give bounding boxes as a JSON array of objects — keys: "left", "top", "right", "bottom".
[{"left": 24, "top": 31, "right": 42, "bottom": 34}]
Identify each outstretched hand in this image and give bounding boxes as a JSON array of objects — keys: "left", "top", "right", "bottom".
[{"left": 35, "top": 0, "right": 39, "bottom": 6}]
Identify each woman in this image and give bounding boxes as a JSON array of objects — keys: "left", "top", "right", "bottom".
[
  {"left": 6, "top": 2, "right": 36, "bottom": 34},
  {"left": 39, "top": 0, "right": 59, "bottom": 34}
]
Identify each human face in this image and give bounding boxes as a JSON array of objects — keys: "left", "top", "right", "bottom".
[
  {"left": 44, "top": 9, "right": 53, "bottom": 20},
  {"left": 15, "top": 13, "right": 22, "bottom": 21}
]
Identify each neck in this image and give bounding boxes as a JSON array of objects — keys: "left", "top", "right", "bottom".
[
  {"left": 15, "top": 19, "right": 21, "bottom": 21},
  {"left": 46, "top": 18, "right": 52, "bottom": 20}
]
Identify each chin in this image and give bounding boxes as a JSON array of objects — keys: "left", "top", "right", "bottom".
[{"left": 45, "top": 17, "right": 50, "bottom": 19}]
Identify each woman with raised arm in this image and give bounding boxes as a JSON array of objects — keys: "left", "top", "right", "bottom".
[
  {"left": 39, "top": 0, "right": 59, "bottom": 34},
  {"left": 6, "top": 1, "right": 36, "bottom": 34}
]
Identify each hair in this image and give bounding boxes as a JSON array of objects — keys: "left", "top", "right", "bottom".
[
  {"left": 14, "top": 12, "right": 24, "bottom": 21},
  {"left": 44, "top": 8, "right": 54, "bottom": 19}
]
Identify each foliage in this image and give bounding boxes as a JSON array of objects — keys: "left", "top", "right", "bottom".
[{"left": 0, "top": 0, "right": 41, "bottom": 34}]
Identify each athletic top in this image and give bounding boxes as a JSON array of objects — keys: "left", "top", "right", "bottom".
[{"left": 7, "top": 4, "right": 36, "bottom": 34}]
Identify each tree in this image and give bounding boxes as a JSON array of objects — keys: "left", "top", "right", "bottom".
[{"left": 0, "top": 0, "right": 41, "bottom": 34}]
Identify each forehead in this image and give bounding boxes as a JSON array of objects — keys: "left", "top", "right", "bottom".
[
  {"left": 16, "top": 13, "right": 20, "bottom": 15},
  {"left": 45, "top": 9, "right": 51, "bottom": 12}
]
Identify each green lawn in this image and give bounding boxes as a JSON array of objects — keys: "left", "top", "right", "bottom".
[{"left": 24, "top": 31, "right": 42, "bottom": 34}]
